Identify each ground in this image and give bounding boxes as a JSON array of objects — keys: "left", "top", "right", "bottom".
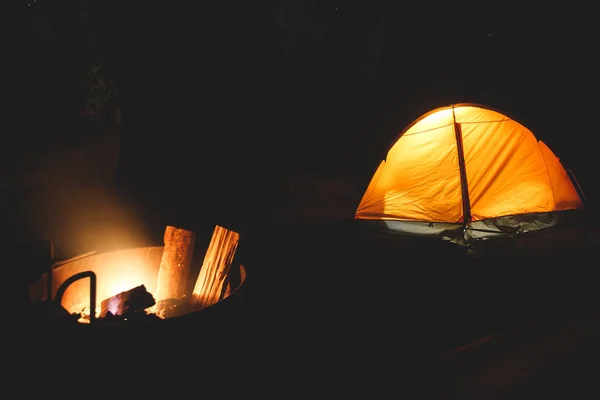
[{"left": 7, "top": 143, "right": 600, "bottom": 397}]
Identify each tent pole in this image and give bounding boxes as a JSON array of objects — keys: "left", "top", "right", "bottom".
[
  {"left": 452, "top": 106, "right": 472, "bottom": 229},
  {"left": 566, "top": 168, "right": 589, "bottom": 208}
]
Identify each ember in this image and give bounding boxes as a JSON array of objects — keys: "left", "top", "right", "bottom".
[{"left": 28, "top": 224, "right": 244, "bottom": 324}]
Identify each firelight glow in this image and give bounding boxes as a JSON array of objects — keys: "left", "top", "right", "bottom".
[
  {"left": 35, "top": 247, "right": 164, "bottom": 319},
  {"left": 28, "top": 243, "right": 246, "bottom": 323}
]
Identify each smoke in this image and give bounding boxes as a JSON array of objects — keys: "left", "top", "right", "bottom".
[{"left": 2, "top": 131, "right": 150, "bottom": 260}]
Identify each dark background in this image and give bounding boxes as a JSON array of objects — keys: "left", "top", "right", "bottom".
[
  {"left": 19, "top": 1, "right": 600, "bottom": 234},
  {"left": 15, "top": 4, "right": 600, "bottom": 392}
]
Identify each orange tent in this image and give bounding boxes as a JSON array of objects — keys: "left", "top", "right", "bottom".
[{"left": 355, "top": 104, "right": 584, "bottom": 243}]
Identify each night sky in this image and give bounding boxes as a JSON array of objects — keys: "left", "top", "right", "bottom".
[{"left": 22, "top": 1, "right": 599, "bottom": 203}]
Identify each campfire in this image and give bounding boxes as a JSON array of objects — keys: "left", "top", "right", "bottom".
[{"left": 28, "top": 225, "right": 245, "bottom": 324}]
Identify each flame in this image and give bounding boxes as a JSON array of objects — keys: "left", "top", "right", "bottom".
[{"left": 105, "top": 296, "right": 120, "bottom": 315}]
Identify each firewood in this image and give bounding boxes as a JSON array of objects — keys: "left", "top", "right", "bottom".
[
  {"left": 155, "top": 225, "right": 196, "bottom": 301},
  {"left": 99, "top": 284, "right": 155, "bottom": 318},
  {"left": 191, "top": 225, "right": 240, "bottom": 309}
]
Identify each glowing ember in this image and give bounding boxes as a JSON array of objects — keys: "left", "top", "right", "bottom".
[{"left": 78, "top": 306, "right": 101, "bottom": 324}]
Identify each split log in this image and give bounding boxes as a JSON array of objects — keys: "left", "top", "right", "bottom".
[
  {"left": 191, "top": 225, "right": 240, "bottom": 309},
  {"left": 155, "top": 225, "right": 196, "bottom": 301},
  {"left": 99, "top": 284, "right": 156, "bottom": 318}
]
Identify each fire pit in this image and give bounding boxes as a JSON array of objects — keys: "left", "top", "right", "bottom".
[{"left": 27, "top": 225, "right": 247, "bottom": 326}]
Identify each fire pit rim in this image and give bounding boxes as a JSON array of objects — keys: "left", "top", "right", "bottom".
[{"left": 27, "top": 244, "right": 247, "bottom": 324}]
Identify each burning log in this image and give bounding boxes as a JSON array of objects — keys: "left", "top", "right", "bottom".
[
  {"left": 155, "top": 225, "right": 196, "bottom": 301},
  {"left": 191, "top": 225, "right": 240, "bottom": 310},
  {"left": 99, "top": 284, "right": 156, "bottom": 318}
]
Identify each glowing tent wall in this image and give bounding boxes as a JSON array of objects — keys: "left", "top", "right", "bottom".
[{"left": 355, "top": 104, "right": 583, "bottom": 242}]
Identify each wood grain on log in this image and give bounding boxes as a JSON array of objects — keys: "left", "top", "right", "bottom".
[
  {"left": 191, "top": 225, "right": 240, "bottom": 309},
  {"left": 155, "top": 226, "right": 196, "bottom": 301}
]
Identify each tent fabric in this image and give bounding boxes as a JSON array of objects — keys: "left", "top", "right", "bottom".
[{"left": 355, "top": 104, "right": 583, "bottom": 240}]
